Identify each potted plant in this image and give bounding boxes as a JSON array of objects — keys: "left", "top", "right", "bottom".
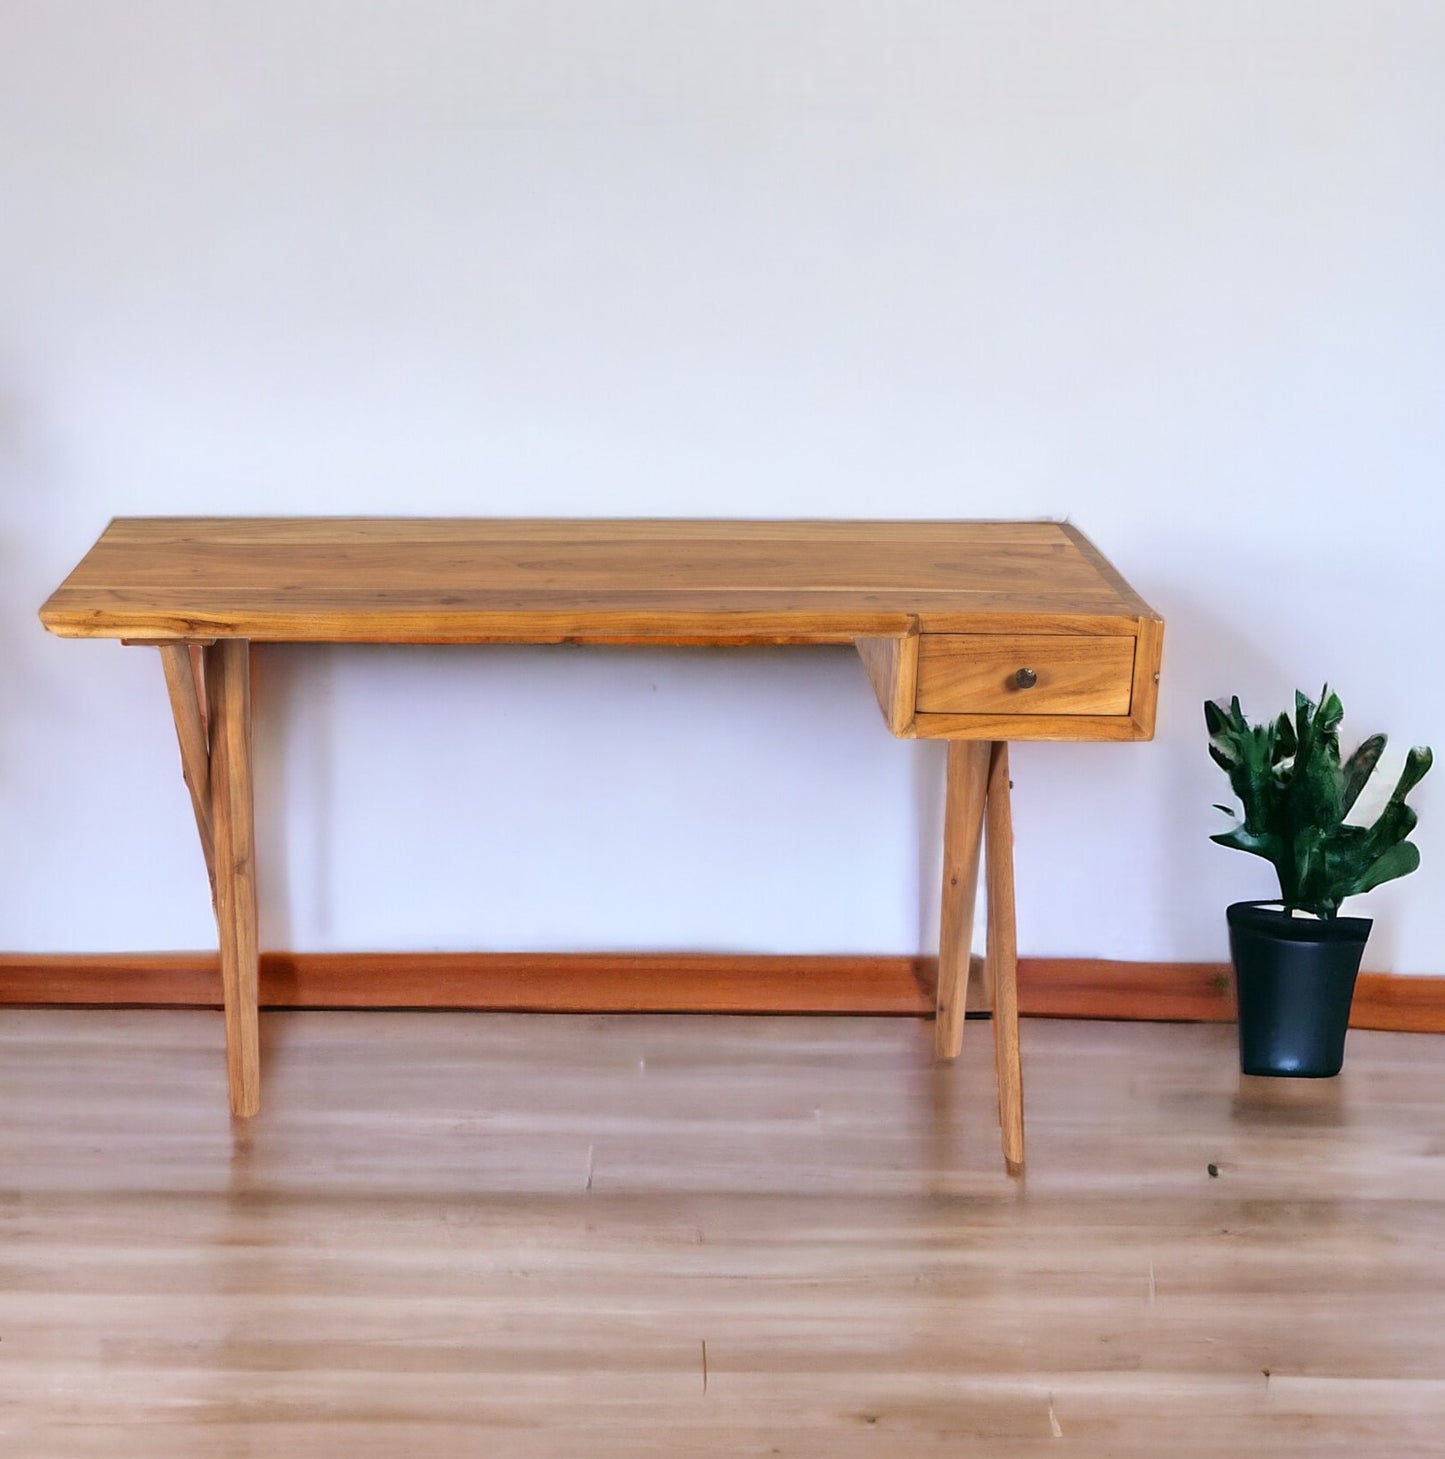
[{"left": 1204, "top": 687, "right": 1432, "bottom": 1076}]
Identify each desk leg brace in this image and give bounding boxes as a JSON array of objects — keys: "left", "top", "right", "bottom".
[
  {"left": 935, "top": 740, "right": 1025, "bottom": 1174},
  {"left": 158, "top": 645, "right": 216, "bottom": 907},
  {"left": 160, "top": 641, "right": 260, "bottom": 1117}
]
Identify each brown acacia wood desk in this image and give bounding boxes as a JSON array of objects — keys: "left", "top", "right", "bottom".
[{"left": 40, "top": 518, "right": 1163, "bottom": 1172}]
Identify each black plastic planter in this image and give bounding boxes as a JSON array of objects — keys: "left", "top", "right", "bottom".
[{"left": 1226, "top": 901, "right": 1371, "bottom": 1077}]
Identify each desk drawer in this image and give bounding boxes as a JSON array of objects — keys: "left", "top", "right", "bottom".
[{"left": 915, "top": 634, "right": 1135, "bottom": 717}]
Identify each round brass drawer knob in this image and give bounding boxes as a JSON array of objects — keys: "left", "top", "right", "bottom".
[{"left": 1015, "top": 667, "right": 1038, "bottom": 689}]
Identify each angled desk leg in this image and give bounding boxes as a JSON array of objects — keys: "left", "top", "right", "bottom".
[
  {"left": 206, "top": 641, "right": 261, "bottom": 1117},
  {"left": 935, "top": 741, "right": 990, "bottom": 1058},
  {"left": 160, "top": 641, "right": 260, "bottom": 1117},
  {"left": 935, "top": 738, "right": 1025, "bottom": 1174},
  {"left": 158, "top": 645, "right": 217, "bottom": 908},
  {"left": 985, "top": 742, "right": 1025, "bottom": 1175}
]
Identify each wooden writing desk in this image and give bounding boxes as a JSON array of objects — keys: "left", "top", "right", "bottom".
[{"left": 40, "top": 518, "right": 1163, "bottom": 1172}]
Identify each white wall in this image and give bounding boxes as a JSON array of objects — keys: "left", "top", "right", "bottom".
[{"left": 2, "top": 2, "right": 1441, "bottom": 969}]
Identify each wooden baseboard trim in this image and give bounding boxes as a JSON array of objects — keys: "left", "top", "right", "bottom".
[
  {"left": 0, "top": 952, "right": 938, "bottom": 1016},
  {"left": 1015, "top": 959, "right": 1445, "bottom": 1033},
  {"left": 1, "top": 953, "right": 1441, "bottom": 1034},
  {"left": 1017, "top": 958, "right": 1236, "bottom": 1023}
]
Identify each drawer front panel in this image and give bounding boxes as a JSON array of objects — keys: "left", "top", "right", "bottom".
[{"left": 915, "top": 634, "right": 1135, "bottom": 717}]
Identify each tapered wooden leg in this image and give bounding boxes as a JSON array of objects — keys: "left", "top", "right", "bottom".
[
  {"left": 985, "top": 742, "right": 1025, "bottom": 1175},
  {"left": 158, "top": 644, "right": 217, "bottom": 902},
  {"left": 205, "top": 640, "right": 260, "bottom": 1118},
  {"left": 935, "top": 740, "right": 990, "bottom": 1059}
]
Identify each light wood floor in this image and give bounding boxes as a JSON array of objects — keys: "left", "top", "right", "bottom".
[{"left": 1, "top": 1009, "right": 1443, "bottom": 1457}]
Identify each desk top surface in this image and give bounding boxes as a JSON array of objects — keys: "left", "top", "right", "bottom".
[{"left": 40, "top": 517, "right": 1158, "bottom": 644}]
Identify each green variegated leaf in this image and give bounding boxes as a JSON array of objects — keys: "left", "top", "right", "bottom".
[
  {"left": 1393, "top": 745, "right": 1434, "bottom": 802},
  {"left": 1208, "top": 745, "right": 1236, "bottom": 773},
  {"left": 1341, "top": 734, "right": 1386, "bottom": 814},
  {"left": 1349, "top": 841, "right": 1421, "bottom": 897},
  {"left": 1274, "top": 712, "right": 1297, "bottom": 760},
  {"left": 1317, "top": 688, "right": 1344, "bottom": 735},
  {"left": 1210, "top": 826, "right": 1283, "bottom": 863}
]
